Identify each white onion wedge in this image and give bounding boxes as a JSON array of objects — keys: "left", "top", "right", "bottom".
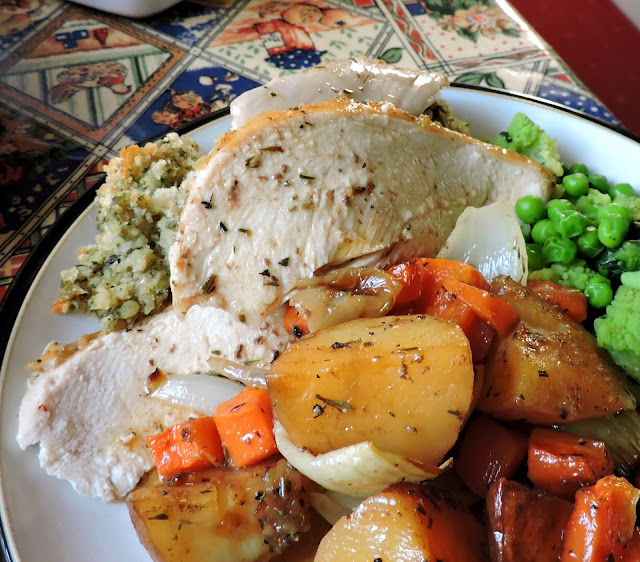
[
  {"left": 274, "top": 421, "right": 451, "bottom": 498},
  {"left": 310, "top": 490, "right": 362, "bottom": 525},
  {"left": 437, "top": 200, "right": 528, "bottom": 284},
  {"left": 151, "top": 374, "right": 244, "bottom": 415}
]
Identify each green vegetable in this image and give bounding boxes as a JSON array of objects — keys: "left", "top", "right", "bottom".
[
  {"left": 576, "top": 226, "right": 604, "bottom": 259},
  {"left": 552, "top": 209, "right": 587, "bottom": 238},
  {"left": 584, "top": 277, "right": 613, "bottom": 308},
  {"left": 610, "top": 183, "right": 637, "bottom": 198},
  {"left": 596, "top": 240, "right": 640, "bottom": 283},
  {"left": 612, "top": 193, "right": 640, "bottom": 221},
  {"left": 562, "top": 172, "right": 589, "bottom": 197},
  {"left": 531, "top": 219, "right": 558, "bottom": 244},
  {"left": 515, "top": 195, "right": 546, "bottom": 224},
  {"left": 598, "top": 215, "right": 630, "bottom": 248},
  {"left": 526, "top": 242, "right": 545, "bottom": 271},
  {"left": 575, "top": 189, "right": 612, "bottom": 213},
  {"left": 594, "top": 285, "right": 640, "bottom": 381},
  {"left": 568, "top": 163, "right": 589, "bottom": 176},
  {"left": 543, "top": 237, "right": 577, "bottom": 264},
  {"left": 495, "top": 112, "right": 564, "bottom": 176},
  {"left": 529, "top": 259, "right": 608, "bottom": 292},
  {"left": 588, "top": 173, "right": 610, "bottom": 193},
  {"left": 621, "top": 272, "right": 640, "bottom": 290},
  {"left": 546, "top": 199, "right": 574, "bottom": 221}
]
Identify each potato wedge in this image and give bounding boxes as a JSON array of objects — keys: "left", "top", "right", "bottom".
[
  {"left": 314, "top": 483, "right": 488, "bottom": 561},
  {"left": 267, "top": 314, "right": 475, "bottom": 467},
  {"left": 127, "top": 457, "right": 311, "bottom": 562},
  {"left": 479, "top": 277, "right": 635, "bottom": 424}
]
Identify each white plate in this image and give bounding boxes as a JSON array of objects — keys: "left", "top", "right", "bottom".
[{"left": 1, "top": 88, "right": 639, "bottom": 562}]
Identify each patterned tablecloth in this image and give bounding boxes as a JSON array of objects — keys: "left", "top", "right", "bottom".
[{"left": 0, "top": 0, "right": 620, "bottom": 307}]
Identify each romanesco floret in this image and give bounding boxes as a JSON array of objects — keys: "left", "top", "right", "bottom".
[
  {"left": 596, "top": 241, "right": 640, "bottom": 283},
  {"left": 495, "top": 112, "right": 564, "bottom": 176},
  {"left": 594, "top": 285, "right": 640, "bottom": 381},
  {"left": 529, "top": 259, "right": 607, "bottom": 292},
  {"left": 613, "top": 193, "right": 640, "bottom": 221},
  {"left": 575, "top": 189, "right": 612, "bottom": 212}
]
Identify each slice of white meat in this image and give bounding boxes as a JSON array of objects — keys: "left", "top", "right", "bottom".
[
  {"left": 230, "top": 56, "right": 448, "bottom": 129},
  {"left": 170, "top": 98, "right": 554, "bottom": 325},
  {"left": 17, "top": 305, "right": 293, "bottom": 501}
]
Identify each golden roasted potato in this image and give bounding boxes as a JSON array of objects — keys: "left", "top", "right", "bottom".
[
  {"left": 267, "top": 314, "right": 475, "bottom": 467},
  {"left": 479, "top": 277, "right": 635, "bottom": 424},
  {"left": 127, "top": 457, "right": 311, "bottom": 562},
  {"left": 314, "top": 483, "right": 488, "bottom": 561}
]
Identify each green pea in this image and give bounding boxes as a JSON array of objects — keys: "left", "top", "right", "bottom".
[
  {"left": 562, "top": 173, "right": 589, "bottom": 197},
  {"left": 597, "top": 204, "right": 632, "bottom": 223},
  {"left": 543, "top": 236, "right": 577, "bottom": 264},
  {"left": 589, "top": 173, "right": 610, "bottom": 193},
  {"left": 584, "top": 278, "right": 613, "bottom": 308},
  {"left": 546, "top": 199, "right": 574, "bottom": 221},
  {"left": 531, "top": 219, "right": 558, "bottom": 244},
  {"left": 568, "top": 163, "right": 589, "bottom": 176},
  {"left": 515, "top": 195, "right": 546, "bottom": 224},
  {"left": 576, "top": 226, "right": 604, "bottom": 258},
  {"left": 579, "top": 203, "right": 600, "bottom": 224},
  {"left": 526, "top": 243, "right": 546, "bottom": 271},
  {"left": 598, "top": 215, "right": 630, "bottom": 248},
  {"left": 552, "top": 209, "right": 587, "bottom": 238},
  {"left": 610, "top": 183, "right": 637, "bottom": 198}
]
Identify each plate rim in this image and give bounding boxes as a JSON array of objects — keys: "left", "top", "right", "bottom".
[{"left": 1, "top": 84, "right": 638, "bottom": 562}]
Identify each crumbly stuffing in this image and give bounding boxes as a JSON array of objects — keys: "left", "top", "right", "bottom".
[{"left": 54, "top": 133, "right": 202, "bottom": 330}]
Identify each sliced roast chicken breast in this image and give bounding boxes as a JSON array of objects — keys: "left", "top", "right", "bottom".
[
  {"left": 170, "top": 98, "right": 554, "bottom": 325},
  {"left": 230, "top": 56, "right": 449, "bottom": 129},
  {"left": 17, "top": 305, "right": 293, "bottom": 501}
]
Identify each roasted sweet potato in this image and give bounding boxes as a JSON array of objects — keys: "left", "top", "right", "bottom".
[
  {"left": 479, "top": 276, "right": 635, "bottom": 424},
  {"left": 127, "top": 457, "right": 311, "bottom": 562},
  {"left": 454, "top": 414, "right": 528, "bottom": 498},
  {"left": 267, "top": 314, "right": 475, "bottom": 467},
  {"left": 314, "top": 483, "right": 488, "bottom": 561},
  {"left": 486, "top": 478, "right": 573, "bottom": 562}
]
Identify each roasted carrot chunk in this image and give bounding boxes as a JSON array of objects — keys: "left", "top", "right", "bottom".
[
  {"left": 440, "top": 277, "right": 520, "bottom": 337},
  {"left": 622, "top": 527, "right": 640, "bottom": 561},
  {"left": 528, "top": 428, "right": 614, "bottom": 500},
  {"left": 283, "top": 305, "right": 310, "bottom": 337},
  {"left": 454, "top": 414, "right": 529, "bottom": 497},
  {"left": 561, "top": 475, "right": 640, "bottom": 561},
  {"left": 386, "top": 258, "right": 490, "bottom": 312},
  {"left": 146, "top": 416, "right": 224, "bottom": 478},
  {"left": 214, "top": 387, "right": 278, "bottom": 468},
  {"left": 527, "top": 280, "right": 588, "bottom": 323},
  {"left": 486, "top": 478, "right": 573, "bottom": 562}
]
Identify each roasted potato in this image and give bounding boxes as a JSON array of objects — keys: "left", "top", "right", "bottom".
[
  {"left": 314, "top": 482, "right": 488, "bottom": 561},
  {"left": 127, "top": 457, "right": 311, "bottom": 562},
  {"left": 267, "top": 314, "right": 475, "bottom": 467},
  {"left": 479, "top": 276, "right": 635, "bottom": 424},
  {"left": 486, "top": 478, "right": 573, "bottom": 562}
]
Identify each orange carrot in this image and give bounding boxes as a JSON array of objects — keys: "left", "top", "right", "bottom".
[
  {"left": 426, "top": 290, "right": 478, "bottom": 335},
  {"left": 385, "top": 260, "right": 424, "bottom": 306},
  {"left": 528, "top": 428, "right": 614, "bottom": 500},
  {"left": 561, "top": 475, "right": 640, "bottom": 561},
  {"left": 454, "top": 414, "right": 529, "bottom": 497},
  {"left": 440, "top": 277, "right": 520, "bottom": 337},
  {"left": 146, "top": 416, "right": 224, "bottom": 478},
  {"left": 527, "top": 280, "right": 588, "bottom": 323},
  {"left": 214, "top": 387, "right": 278, "bottom": 468},
  {"left": 283, "top": 305, "right": 310, "bottom": 337},
  {"left": 622, "top": 527, "right": 640, "bottom": 561}
]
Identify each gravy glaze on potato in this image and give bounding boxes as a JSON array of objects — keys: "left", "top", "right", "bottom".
[
  {"left": 267, "top": 314, "right": 476, "bottom": 468},
  {"left": 479, "top": 276, "right": 636, "bottom": 424}
]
